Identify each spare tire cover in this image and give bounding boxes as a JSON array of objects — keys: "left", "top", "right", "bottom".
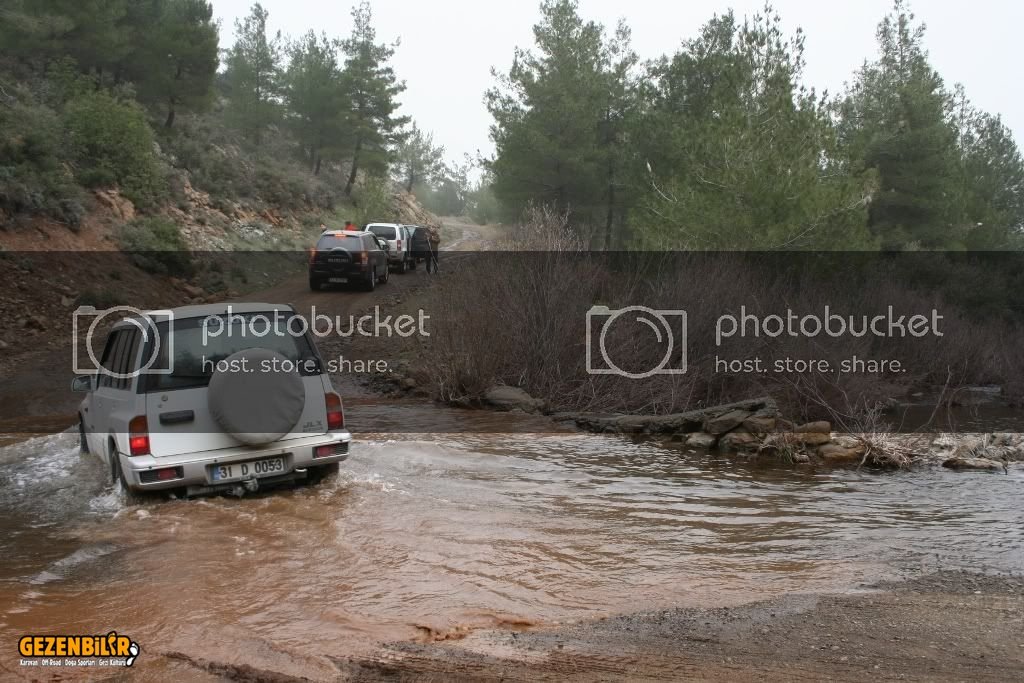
[{"left": 208, "top": 348, "right": 306, "bottom": 446}]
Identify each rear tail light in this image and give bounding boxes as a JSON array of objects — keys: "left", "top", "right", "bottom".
[
  {"left": 308, "top": 247, "right": 316, "bottom": 265},
  {"left": 139, "top": 467, "right": 184, "bottom": 484},
  {"left": 128, "top": 416, "right": 150, "bottom": 456},
  {"left": 397, "top": 239, "right": 402, "bottom": 250},
  {"left": 325, "top": 393, "right": 345, "bottom": 430},
  {"left": 355, "top": 252, "right": 366, "bottom": 265}
]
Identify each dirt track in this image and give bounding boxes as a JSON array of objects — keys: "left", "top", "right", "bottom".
[{"left": 162, "top": 572, "right": 1023, "bottom": 682}]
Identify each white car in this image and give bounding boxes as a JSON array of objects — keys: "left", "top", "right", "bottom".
[
  {"left": 73, "top": 303, "right": 352, "bottom": 497},
  {"left": 366, "top": 223, "right": 414, "bottom": 273}
]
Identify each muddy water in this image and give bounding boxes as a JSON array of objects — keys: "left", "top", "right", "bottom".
[{"left": 1, "top": 403, "right": 1022, "bottom": 677}]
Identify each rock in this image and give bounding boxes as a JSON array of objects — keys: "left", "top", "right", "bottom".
[
  {"left": 819, "top": 444, "right": 865, "bottom": 464},
  {"left": 705, "top": 410, "right": 752, "bottom": 435},
  {"left": 686, "top": 432, "right": 718, "bottom": 449},
  {"left": 182, "top": 284, "right": 204, "bottom": 299},
  {"left": 484, "top": 385, "right": 544, "bottom": 413},
  {"left": 0, "top": 340, "right": 8, "bottom": 350},
  {"left": 22, "top": 315, "right": 46, "bottom": 331},
  {"left": 942, "top": 457, "right": 1004, "bottom": 472},
  {"left": 61, "top": 295, "right": 74, "bottom": 307},
  {"left": 792, "top": 453, "right": 811, "bottom": 464},
  {"left": 719, "top": 432, "right": 759, "bottom": 452},
  {"left": 796, "top": 432, "right": 832, "bottom": 447},
  {"left": 94, "top": 188, "right": 136, "bottom": 221},
  {"left": 401, "top": 378, "right": 417, "bottom": 390},
  {"left": 831, "top": 435, "right": 866, "bottom": 452},
  {"left": 795, "top": 421, "right": 831, "bottom": 434},
  {"left": 742, "top": 413, "right": 777, "bottom": 434}
]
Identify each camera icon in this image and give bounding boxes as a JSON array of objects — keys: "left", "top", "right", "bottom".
[
  {"left": 586, "top": 306, "right": 687, "bottom": 379},
  {"left": 73, "top": 306, "right": 175, "bottom": 379}
]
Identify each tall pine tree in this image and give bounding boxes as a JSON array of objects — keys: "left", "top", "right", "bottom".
[
  {"left": 284, "top": 30, "right": 343, "bottom": 175},
  {"left": 836, "top": 0, "right": 961, "bottom": 249},
  {"left": 224, "top": 2, "right": 284, "bottom": 145},
  {"left": 339, "top": 1, "right": 408, "bottom": 196}
]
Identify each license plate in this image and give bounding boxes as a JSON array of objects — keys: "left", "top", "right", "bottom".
[
  {"left": 211, "top": 457, "right": 287, "bottom": 482},
  {"left": 329, "top": 277, "right": 348, "bottom": 283}
]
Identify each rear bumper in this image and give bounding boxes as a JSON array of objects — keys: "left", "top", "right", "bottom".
[
  {"left": 310, "top": 267, "right": 369, "bottom": 280},
  {"left": 119, "top": 430, "right": 353, "bottom": 492}
]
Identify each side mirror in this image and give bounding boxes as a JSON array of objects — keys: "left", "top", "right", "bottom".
[{"left": 71, "top": 375, "right": 94, "bottom": 393}]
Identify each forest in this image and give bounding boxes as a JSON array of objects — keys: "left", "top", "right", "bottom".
[
  {"left": 486, "top": 0, "right": 1024, "bottom": 250},
  {"left": 1, "top": 0, "right": 1021, "bottom": 252}
]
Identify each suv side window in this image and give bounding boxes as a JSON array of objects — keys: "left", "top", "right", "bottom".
[
  {"left": 98, "top": 329, "right": 140, "bottom": 390},
  {"left": 364, "top": 235, "right": 377, "bottom": 251},
  {"left": 98, "top": 331, "right": 123, "bottom": 389},
  {"left": 115, "top": 329, "right": 141, "bottom": 391}
]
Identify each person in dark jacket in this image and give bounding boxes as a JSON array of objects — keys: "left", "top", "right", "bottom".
[{"left": 426, "top": 225, "right": 441, "bottom": 273}]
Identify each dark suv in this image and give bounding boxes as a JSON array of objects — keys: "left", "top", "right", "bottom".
[{"left": 309, "top": 231, "right": 390, "bottom": 291}]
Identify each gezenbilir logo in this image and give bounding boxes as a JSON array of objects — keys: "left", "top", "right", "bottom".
[{"left": 19, "top": 631, "right": 140, "bottom": 667}]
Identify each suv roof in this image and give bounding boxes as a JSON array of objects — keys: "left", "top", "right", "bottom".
[
  {"left": 111, "top": 303, "right": 296, "bottom": 330},
  {"left": 320, "top": 230, "right": 374, "bottom": 237}
]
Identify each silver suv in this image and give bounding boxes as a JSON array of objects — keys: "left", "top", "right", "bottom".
[
  {"left": 366, "top": 223, "right": 414, "bottom": 273},
  {"left": 73, "top": 303, "right": 352, "bottom": 497}
]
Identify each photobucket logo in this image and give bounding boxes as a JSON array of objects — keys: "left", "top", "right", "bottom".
[
  {"left": 715, "top": 306, "right": 944, "bottom": 346},
  {"left": 201, "top": 305, "right": 431, "bottom": 345}
]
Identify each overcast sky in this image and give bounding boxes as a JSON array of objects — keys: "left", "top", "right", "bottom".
[{"left": 212, "top": 0, "right": 1023, "bottom": 169}]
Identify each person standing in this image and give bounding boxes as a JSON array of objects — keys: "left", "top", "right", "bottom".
[{"left": 427, "top": 225, "right": 441, "bottom": 273}]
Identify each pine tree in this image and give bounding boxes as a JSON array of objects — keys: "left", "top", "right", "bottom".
[
  {"left": 127, "top": 0, "right": 218, "bottom": 128},
  {"left": 1, "top": 0, "right": 131, "bottom": 78},
  {"left": 284, "top": 30, "right": 343, "bottom": 174},
  {"left": 339, "top": 1, "right": 408, "bottom": 196},
  {"left": 634, "top": 7, "right": 872, "bottom": 249},
  {"left": 224, "top": 2, "right": 284, "bottom": 145},
  {"left": 486, "top": 0, "right": 610, "bottom": 226},
  {"left": 836, "top": 0, "right": 961, "bottom": 249},
  {"left": 951, "top": 90, "right": 1024, "bottom": 248},
  {"left": 395, "top": 123, "right": 445, "bottom": 193}
]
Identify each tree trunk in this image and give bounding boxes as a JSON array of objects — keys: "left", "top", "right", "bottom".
[
  {"left": 605, "top": 177, "right": 615, "bottom": 251},
  {"left": 406, "top": 170, "right": 414, "bottom": 194},
  {"left": 344, "top": 138, "right": 363, "bottom": 196},
  {"left": 165, "top": 103, "right": 176, "bottom": 129},
  {"left": 314, "top": 154, "right": 322, "bottom": 176}
]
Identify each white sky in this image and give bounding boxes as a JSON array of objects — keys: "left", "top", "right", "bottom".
[{"left": 212, "top": 0, "right": 1024, "bottom": 168}]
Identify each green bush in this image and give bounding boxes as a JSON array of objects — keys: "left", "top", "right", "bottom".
[
  {"left": 63, "top": 91, "right": 167, "bottom": 209},
  {"left": 0, "top": 85, "right": 85, "bottom": 228},
  {"left": 352, "top": 174, "right": 394, "bottom": 226},
  {"left": 116, "top": 217, "right": 193, "bottom": 277}
]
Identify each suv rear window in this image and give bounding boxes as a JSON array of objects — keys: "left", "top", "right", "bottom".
[
  {"left": 367, "top": 225, "right": 397, "bottom": 240},
  {"left": 142, "top": 312, "right": 321, "bottom": 392},
  {"left": 317, "top": 234, "right": 363, "bottom": 250}
]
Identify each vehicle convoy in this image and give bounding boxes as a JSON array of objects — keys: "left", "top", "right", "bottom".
[
  {"left": 309, "top": 230, "right": 390, "bottom": 291},
  {"left": 72, "top": 303, "right": 352, "bottom": 497},
  {"left": 366, "top": 223, "right": 415, "bottom": 273}
]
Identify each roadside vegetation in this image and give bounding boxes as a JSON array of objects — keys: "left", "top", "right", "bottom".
[
  {"left": 481, "top": 0, "right": 1024, "bottom": 252},
  {"left": 0, "top": 0, "right": 439, "bottom": 241}
]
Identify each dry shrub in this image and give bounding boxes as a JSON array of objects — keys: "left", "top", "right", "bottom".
[{"left": 413, "top": 220, "right": 1024, "bottom": 420}]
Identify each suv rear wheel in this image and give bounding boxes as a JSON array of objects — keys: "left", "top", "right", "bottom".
[
  {"left": 78, "top": 417, "right": 89, "bottom": 454},
  {"left": 364, "top": 267, "right": 377, "bottom": 292},
  {"left": 378, "top": 265, "right": 390, "bottom": 284},
  {"left": 309, "top": 276, "right": 323, "bottom": 292}
]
